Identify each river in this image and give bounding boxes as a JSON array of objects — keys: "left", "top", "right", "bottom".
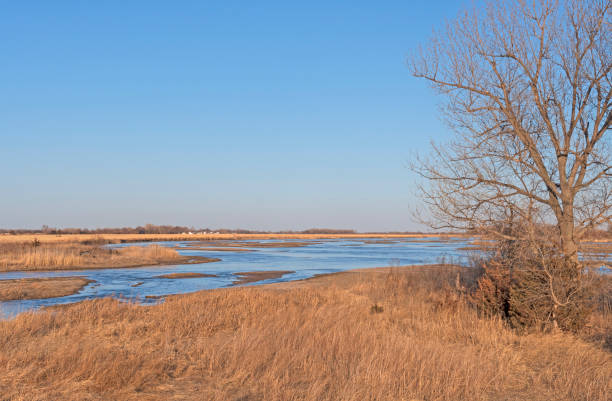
[{"left": 0, "top": 237, "right": 477, "bottom": 317}]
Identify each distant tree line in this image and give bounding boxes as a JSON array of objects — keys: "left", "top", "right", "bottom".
[
  {"left": 0, "top": 224, "right": 607, "bottom": 238},
  {"left": 0, "top": 225, "right": 365, "bottom": 235},
  {"left": 0, "top": 224, "right": 199, "bottom": 235}
]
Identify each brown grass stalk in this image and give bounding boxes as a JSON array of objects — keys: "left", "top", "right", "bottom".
[
  {"left": 0, "top": 243, "right": 217, "bottom": 272},
  {"left": 0, "top": 266, "right": 609, "bottom": 400}
]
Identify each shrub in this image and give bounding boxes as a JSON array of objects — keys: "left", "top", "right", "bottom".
[
  {"left": 471, "top": 260, "right": 510, "bottom": 318},
  {"left": 507, "top": 257, "right": 593, "bottom": 333},
  {"left": 472, "top": 242, "right": 594, "bottom": 333}
]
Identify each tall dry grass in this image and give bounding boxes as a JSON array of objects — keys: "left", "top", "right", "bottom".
[
  {"left": 0, "top": 232, "right": 463, "bottom": 246},
  {"left": 0, "top": 242, "right": 87, "bottom": 269},
  {"left": 0, "top": 243, "right": 186, "bottom": 271},
  {"left": 118, "top": 244, "right": 181, "bottom": 259},
  {"left": 0, "top": 266, "right": 609, "bottom": 400},
  {"left": 0, "top": 277, "right": 93, "bottom": 301}
]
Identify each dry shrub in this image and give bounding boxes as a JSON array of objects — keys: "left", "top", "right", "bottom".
[
  {"left": 508, "top": 257, "right": 593, "bottom": 333},
  {"left": 471, "top": 260, "right": 510, "bottom": 317},
  {"left": 0, "top": 266, "right": 609, "bottom": 401},
  {"left": 583, "top": 273, "right": 612, "bottom": 350},
  {"left": 472, "top": 239, "right": 597, "bottom": 333}
]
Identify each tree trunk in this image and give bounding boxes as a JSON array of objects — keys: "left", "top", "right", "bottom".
[{"left": 558, "top": 216, "right": 579, "bottom": 266}]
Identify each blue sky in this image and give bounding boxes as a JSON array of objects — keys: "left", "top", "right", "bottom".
[{"left": 0, "top": 1, "right": 468, "bottom": 231}]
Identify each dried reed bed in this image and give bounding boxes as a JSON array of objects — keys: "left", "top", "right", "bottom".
[
  {"left": 0, "top": 243, "right": 211, "bottom": 272},
  {"left": 0, "top": 242, "right": 95, "bottom": 269},
  {"left": 0, "top": 266, "right": 609, "bottom": 400},
  {"left": 0, "top": 277, "right": 93, "bottom": 301},
  {"left": 0, "top": 232, "right": 463, "bottom": 246},
  {"left": 118, "top": 244, "right": 181, "bottom": 260}
]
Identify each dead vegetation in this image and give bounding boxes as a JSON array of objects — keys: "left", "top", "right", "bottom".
[
  {"left": 188, "top": 241, "right": 319, "bottom": 248},
  {"left": 176, "top": 246, "right": 255, "bottom": 252},
  {"left": 0, "top": 232, "right": 465, "bottom": 247},
  {"left": 0, "top": 277, "right": 93, "bottom": 301},
  {"left": 0, "top": 266, "right": 609, "bottom": 400},
  {"left": 155, "top": 273, "right": 218, "bottom": 279},
  {"left": 0, "top": 242, "right": 219, "bottom": 272},
  {"left": 176, "top": 240, "right": 320, "bottom": 252},
  {"left": 232, "top": 270, "right": 294, "bottom": 285}
]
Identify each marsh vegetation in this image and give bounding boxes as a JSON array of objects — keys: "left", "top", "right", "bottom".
[
  {"left": 0, "top": 266, "right": 609, "bottom": 400},
  {"left": 0, "top": 277, "right": 93, "bottom": 301},
  {"left": 0, "top": 242, "right": 218, "bottom": 272}
]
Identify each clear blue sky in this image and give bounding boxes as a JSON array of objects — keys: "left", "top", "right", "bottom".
[{"left": 1, "top": 1, "right": 467, "bottom": 231}]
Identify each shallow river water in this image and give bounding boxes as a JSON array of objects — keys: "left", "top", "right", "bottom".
[{"left": 0, "top": 237, "right": 476, "bottom": 317}]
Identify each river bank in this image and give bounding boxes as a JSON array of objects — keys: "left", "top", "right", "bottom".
[{"left": 1, "top": 264, "right": 609, "bottom": 400}]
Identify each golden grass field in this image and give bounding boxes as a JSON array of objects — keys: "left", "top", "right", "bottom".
[
  {"left": 0, "top": 243, "right": 219, "bottom": 272},
  {"left": 0, "top": 232, "right": 461, "bottom": 246},
  {"left": 0, "top": 265, "right": 609, "bottom": 401},
  {"left": 0, "top": 277, "right": 93, "bottom": 301}
]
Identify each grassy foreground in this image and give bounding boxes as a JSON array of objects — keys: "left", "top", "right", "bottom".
[{"left": 0, "top": 266, "right": 609, "bottom": 400}]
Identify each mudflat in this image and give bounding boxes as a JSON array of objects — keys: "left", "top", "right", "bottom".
[
  {"left": 231, "top": 270, "right": 295, "bottom": 285},
  {"left": 155, "top": 272, "right": 218, "bottom": 279}
]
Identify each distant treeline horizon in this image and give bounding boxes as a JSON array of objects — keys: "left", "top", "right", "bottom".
[{"left": 0, "top": 224, "right": 432, "bottom": 235}]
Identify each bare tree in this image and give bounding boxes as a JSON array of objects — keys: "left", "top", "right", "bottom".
[{"left": 411, "top": 0, "right": 612, "bottom": 263}]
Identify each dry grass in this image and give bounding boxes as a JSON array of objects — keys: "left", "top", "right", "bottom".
[
  {"left": 118, "top": 244, "right": 182, "bottom": 260},
  {"left": 155, "top": 273, "right": 218, "bottom": 279},
  {"left": 188, "top": 241, "right": 320, "bottom": 248},
  {"left": 0, "top": 266, "right": 609, "bottom": 400},
  {"left": 177, "top": 246, "right": 255, "bottom": 252},
  {"left": 232, "top": 270, "right": 295, "bottom": 285},
  {"left": 0, "top": 243, "right": 218, "bottom": 272},
  {"left": 0, "top": 232, "right": 465, "bottom": 246},
  {"left": 0, "top": 277, "right": 93, "bottom": 301},
  {"left": 0, "top": 243, "right": 86, "bottom": 269}
]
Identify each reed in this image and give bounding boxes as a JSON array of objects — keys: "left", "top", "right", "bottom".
[
  {"left": 0, "top": 277, "right": 93, "bottom": 301},
  {"left": 118, "top": 244, "right": 181, "bottom": 259},
  {"left": 0, "top": 266, "right": 609, "bottom": 400},
  {"left": 0, "top": 243, "right": 207, "bottom": 272},
  {"left": 0, "top": 242, "right": 85, "bottom": 269},
  {"left": 0, "top": 232, "right": 464, "bottom": 246}
]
